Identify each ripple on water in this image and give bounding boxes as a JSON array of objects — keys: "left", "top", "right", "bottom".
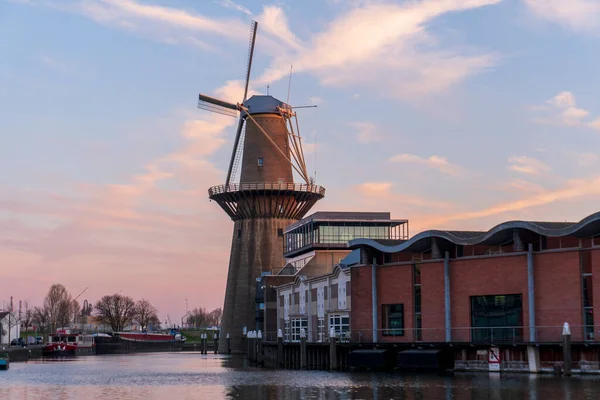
[{"left": 1, "top": 354, "right": 600, "bottom": 400}]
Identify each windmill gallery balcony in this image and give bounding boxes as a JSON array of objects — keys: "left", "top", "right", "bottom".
[{"left": 208, "top": 182, "right": 326, "bottom": 221}]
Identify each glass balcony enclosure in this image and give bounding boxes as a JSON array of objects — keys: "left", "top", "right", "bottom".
[{"left": 283, "top": 211, "right": 408, "bottom": 257}]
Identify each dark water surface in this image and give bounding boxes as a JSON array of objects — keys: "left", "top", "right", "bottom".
[{"left": 1, "top": 353, "right": 600, "bottom": 399}]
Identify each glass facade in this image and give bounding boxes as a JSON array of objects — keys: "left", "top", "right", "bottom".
[
  {"left": 284, "top": 222, "right": 401, "bottom": 254},
  {"left": 470, "top": 294, "right": 523, "bottom": 343}
]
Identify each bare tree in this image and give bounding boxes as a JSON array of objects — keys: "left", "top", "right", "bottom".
[
  {"left": 148, "top": 314, "right": 161, "bottom": 330},
  {"left": 39, "top": 284, "right": 75, "bottom": 332},
  {"left": 21, "top": 301, "right": 34, "bottom": 330},
  {"left": 207, "top": 308, "right": 223, "bottom": 327},
  {"left": 32, "top": 306, "right": 50, "bottom": 333},
  {"left": 186, "top": 307, "right": 208, "bottom": 328},
  {"left": 132, "top": 299, "right": 159, "bottom": 331},
  {"left": 94, "top": 294, "right": 135, "bottom": 332}
]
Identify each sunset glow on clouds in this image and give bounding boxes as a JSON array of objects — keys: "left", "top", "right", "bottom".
[{"left": 2, "top": 0, "right": 600, "bottom": 321}]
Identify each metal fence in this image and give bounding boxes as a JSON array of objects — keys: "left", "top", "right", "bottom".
[{"left": 254, "top": 325, "right": 593, "bottom": 344}]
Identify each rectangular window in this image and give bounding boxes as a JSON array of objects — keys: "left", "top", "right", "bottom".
[
  {"left": 470, "top": 294, "right": 523, "bottom": 343},
  {"left": 582, "top": 250, "right": 594, "bottom": 340},
  {"left": 284, "top": 320, "right": 290, "bottom": 342},
  {"left": 257, "top": 157, "right": 264, "bottom": 167},
  {"left": 290, "top": 317, "right": 308, "bottom": 342},
  {"left": 413, "top": 264, "right": 422, "bottom": 341},
  {"left": 382, "top": 304, "right": 404, "bottom": 336},
  {"left": 277, "top": 228, "right": 284, "bottom": 237},
  {"left": 328, "top": 313, "right": 350, "bottom": 341},
  {"left": 317, "top": 317, "right": 325, "bottom": 342}
]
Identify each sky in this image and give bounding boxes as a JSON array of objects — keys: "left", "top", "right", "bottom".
[{"left": 2, "top": 0, "right": 600, "bottom": 323}]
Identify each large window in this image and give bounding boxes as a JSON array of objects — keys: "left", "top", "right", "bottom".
[
  {"left": 382, "top": 304, "right": 404, "bottom": 336},
  {"left": 413, "top": 264, "right": 422, "bottom": 341},
  {"left": 329, "top": 314, "right": 350, "bottom": 341},
  {"left": 471, "top": 294, "right": 523, "bottom": 343},
  {"left": 582, "top": 251, "right": 594, "bottom": 340},
  {"left": 291, "top": 317, "right": 308, "bottom": 342}
]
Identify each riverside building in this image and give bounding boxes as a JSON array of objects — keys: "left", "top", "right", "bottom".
[{"left": 271, "top": 211, "right": 600, "bottom": 372}]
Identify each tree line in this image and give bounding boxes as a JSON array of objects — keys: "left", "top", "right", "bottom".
[
  {"left": 20, "top": 284, "right": 222, "bottom": 333},
  {"left": 185, "top": 307, "right": 222, "bottom": 328}
]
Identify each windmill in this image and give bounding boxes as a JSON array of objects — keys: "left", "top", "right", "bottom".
[{"left": 197, "top": 21, "right": 325, "bottom": 353}]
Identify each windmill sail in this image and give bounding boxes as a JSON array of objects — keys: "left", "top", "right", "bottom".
[{"left": 225, "top": 20, "right": 258, "bottom": 186}]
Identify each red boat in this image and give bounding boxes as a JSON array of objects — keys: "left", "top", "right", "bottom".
[
  {"left": 42, "top": 329, "right": 95, "bottom": 357},
  {"left": 110, "top": 330, "right": 186, "bottom": 353},
  {"left": 117, "top": 331, "right": 185, "bottom": 343}
]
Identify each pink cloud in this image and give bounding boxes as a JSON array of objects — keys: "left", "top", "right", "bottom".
[{"left": 0, "top": 111, "right": 236, "bottom": 321}]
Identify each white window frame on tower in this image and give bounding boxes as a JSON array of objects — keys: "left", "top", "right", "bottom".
[{"left": 257, "top": 157, "right": 264, "bottom": 167}]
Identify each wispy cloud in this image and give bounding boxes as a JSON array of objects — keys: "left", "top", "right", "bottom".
[
  {"left": 531, "top": 91, "right": 600, "bottom": 131},
  {"left": 0, "top": 79, "right": 241, "bottom": 315},
  {"left": 389, "top": 153, "right": 467, "bottom": 177},
  {"left": 308, "top": 96, "right": 324, "bottom": 105},
  {"left": 349, "top": 122, "right": 382, "bottom": 143},
  {"left": 523, "top": 0, "right": 600, "bottom": 32},
  {"left": 217, "top": 0, "right": 252, "bottom": 16},
  {"left": 255, "top": 0, "right": 503, "bottom": 101},
  {"left": 41, "top": 0, "right": 250, "bottom": 51},
  {"left": 19, "top": 0, "right": 502, "bottom": 103},
  {"left": 422, "top": 174, "right": 600, "bottom": 227},
  {"left": 508, "top": 155, "right": 551, "bottom": 175},
  {"left": 354, "top": 182, "right": 453, "bottom": 209},
  {"left": 565, "top": 150, "right": 599, "bottom": 167},
  {"left": 39, "top": 55, "right": 66, "bottom": 70}
]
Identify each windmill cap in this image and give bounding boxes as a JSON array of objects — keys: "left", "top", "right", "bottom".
[{"left": 243, "top": 95, "right": 290, "bottom": 115}]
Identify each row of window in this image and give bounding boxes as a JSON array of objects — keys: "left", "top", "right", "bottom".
[{"left": 284, "top": 314, "right": 350, "bottom": 342}]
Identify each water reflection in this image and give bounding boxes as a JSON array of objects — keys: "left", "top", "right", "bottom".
[{"left": 1, "top": 354, "right": 600, "bottom": 400}]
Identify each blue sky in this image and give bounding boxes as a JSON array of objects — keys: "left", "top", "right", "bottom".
[{"left": 2, "top": 0, "right": 600, "bottom": 319}]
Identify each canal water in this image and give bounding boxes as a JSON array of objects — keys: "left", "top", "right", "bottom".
[{"left": 1, "top": 353, "right": 599, "bottom": 399}]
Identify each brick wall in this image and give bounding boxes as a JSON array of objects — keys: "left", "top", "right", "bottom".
[
  {"left": 421, "top": 261, "right": 445, "bottom": 342},
  {"left": 378, "top": 264, "right": 413, "bottom": 343},
  {"left": 450, "top": 254, "right": 529, "bottom": 342},
  {"left": 535, "top": 251, "right": 582, "bottom": 341},
  {"left": 350, "top": 266, "right": 373, "bottom": 341}
]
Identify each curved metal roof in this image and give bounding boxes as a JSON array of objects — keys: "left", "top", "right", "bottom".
[{"left": 348, "top": 211, "right": 600, "bottom": 253}]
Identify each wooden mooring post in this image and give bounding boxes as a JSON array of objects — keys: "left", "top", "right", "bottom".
[
  {"left": 277, "top": 329, "right": 284, "bottom": 368},
  {"left": 213, "top": 333, "right": 218, "bottom": 354},
  {"left": 300, "top": 329, "right": 307, "bottom": 369},
  {"left": 329, "top": 327, "right": 337, "bottom": 371},
  {"left": 563, "top": 322, "right": 572, "bottom": 376}
]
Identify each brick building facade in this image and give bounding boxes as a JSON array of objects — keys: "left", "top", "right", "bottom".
[{"left": 349, "top": 211, "right": 600, "bottom": 347}]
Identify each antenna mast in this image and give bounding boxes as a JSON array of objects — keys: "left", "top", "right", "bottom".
[{"left": 286, "top": 65, "right": 293, "bottom": 104}]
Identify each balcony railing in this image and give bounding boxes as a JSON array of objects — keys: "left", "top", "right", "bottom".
[{"left": 209, "top": 182, "right": 325, "bottom": 197}]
